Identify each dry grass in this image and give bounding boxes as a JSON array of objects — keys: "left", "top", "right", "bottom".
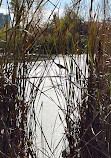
[{"left": 0, "top": 0, "right": 111, "bottom": 158}]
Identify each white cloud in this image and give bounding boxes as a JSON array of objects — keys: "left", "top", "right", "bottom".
[
  {"left": 0, "top": 8, "right": 8, "bottom": 14},
  {"left": 42, "top": 8, "right": 64, "bottom": 22}
]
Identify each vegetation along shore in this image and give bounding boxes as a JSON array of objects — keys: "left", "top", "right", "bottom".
[{"left": 0, "top": 0, "right": 111, "bottom": 157}]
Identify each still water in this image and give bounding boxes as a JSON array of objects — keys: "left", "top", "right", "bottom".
[{"left": 27, "top": 54, "right": 88, "bottom": 158}]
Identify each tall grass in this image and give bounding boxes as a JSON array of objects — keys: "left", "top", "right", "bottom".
[
  {"left": 0, "top": 0, "right": 111, "bottom": 158},
  {"left": 61, "top": 1, "right": 111, "bottom": 158},
  {"left": 0, "top": 0, "right": 54, "bottom": 157}
]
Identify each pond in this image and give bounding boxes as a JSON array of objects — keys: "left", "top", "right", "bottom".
[{"left": 27, "top": 54, "right": 88, "bottom": 158}]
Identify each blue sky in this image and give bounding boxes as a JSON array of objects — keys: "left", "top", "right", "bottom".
[
  {"left": 0, "top": 0, "right": 71, "bottom": 10},
  {"left": 0, "top": 0, "right": 110, "bottom": 20},
  {"left": 1, "top": 0, "right": 9, "bottom": 9},
  {"left": 0, "top": 0, "right": 110, "bottom": 10},
  {"left": 0, "top": 0, "right": 71, "bottom": 20},
  {"left": 0, "top": 0, "right": 72, "bottom": 21},
  {"left": 45, "top": 0, "right": 71, "bottom": 9},
  {"left": 43, "top": 0, "right": 72, "bottom": 18}
]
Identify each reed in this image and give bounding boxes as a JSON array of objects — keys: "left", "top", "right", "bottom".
[
  {"left": 0, "top": 0, "right": 53, "bottom": 157},
  {"left": 61, "top": 1, "right": 111, "bottom": 158},
  {"left": 0, "top": 0, "right": 111, "bottom": 158}
]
